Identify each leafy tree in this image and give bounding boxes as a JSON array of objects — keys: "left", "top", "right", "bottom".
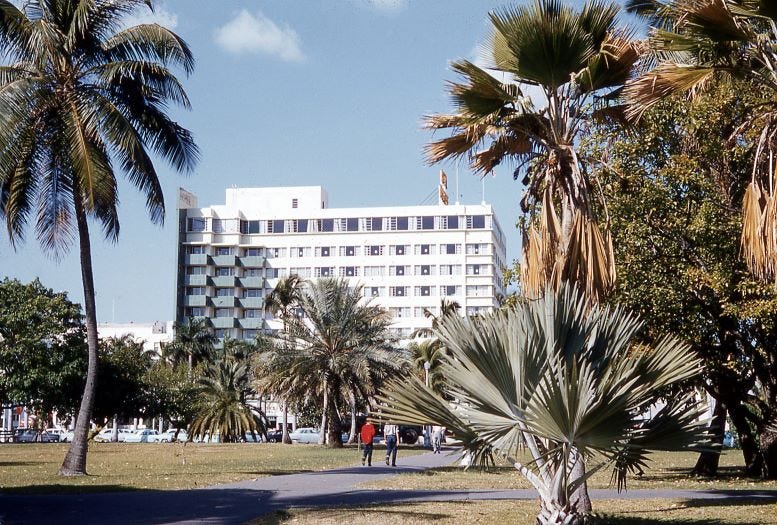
[
  {"left": 0, "top": 278, "right": 86, "bottom": 420},
  {"left": 165, "top": 317, "right": 216, "bottom": 375},
  {"left": 143, "top": 360, "right": 198, "bottom": 438},
  {"left": 264, "top": 274, "right": 305, "bottom": 444},
  {"left": 377, "top": 286, "right": 707, "bottom": 525},
  {"left": 588, "top": 87, "right": 777, "bottom": 477},
  {"left": 92, "top": 334, "right": 152, "bottom": 439},
  {"left": 424, "top": 0, "right": 638, "bottom": 301},
  {"left": 0, "top": 0, "right": 197, "bottom": 476},
  {"left": 625, "top": 0, "right": 777, "bottom": 282},
  {"left": 279, "top": 278, "right": 400, "bottom": 448}
]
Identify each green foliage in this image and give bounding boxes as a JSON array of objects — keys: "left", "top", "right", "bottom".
[
  {"left": 0, "top": 278, "right": 86, "bottom": 417},
  {"left": 143, "top": 360, "right": 198, "bottom": 430},
  {"left": 92, "top": 335, "right": 152, "bottom": 422}
]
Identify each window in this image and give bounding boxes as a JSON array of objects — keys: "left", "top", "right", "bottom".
[
  {"left": 243, "top": 329, "right": 258, "bottom": 340},
  {"left": 243, "top": 288, "right": 262, "bottom": 298},
  {"left": 244, "top": 268, "right": 262, "bottom": 277},
  {"left": 440, "top": 264, "right": 461, "bottom": 276},
  {"left": 187, "top": 217, "right": 207, "bottom": 232},
  {"left": 389, "top": 265, "right": 408, "bottom": 276},
  {"left": 266, "top": 268, "right": 280, "bottom": 278},
  {"left": 292, "top": 198, "right": 298, "bottom": 208},
  {"left": 340, "top": 245, "right": 359, "bottom": 256},
  {"left": 315, "top": 266, "right": 333, "bottom": 277},
  {"left": 186, "top": 307, "right": 205, "bottom": 316},
  {"left": 367, "top": 217, "right": 383, "bottom": 231},
  {"left": 215, "top": 267, "right": 234, "bottom": 276},
  {"left": 240, "top": 220, "right": 261, "bottom": 234},
  {"left": 187, "top": 245, "right": 206, "bottom": 254},
  {"left": 289, "top": 267, "right": 312, "bottom": 278},
  {"left": 466, "top": 243, "right": 489, "bottom": 255},
  {"left": 418, "top": 216, "right": 434, "bottom": 230},
  {"left": 467, "top": 285, "right": 491, "bottom": 297},
  {"left": 215, "top": 308, "right": 233, "bottom": 318},
  {"left": 186, "top": 287, "right": 205, "bottom": 296},
  {"left": 216, "top": 288, "right": 234, "bottom": 297},
  {"left": 212, "top": 219, "right": 239, "bottom": 233},
  {"left": 444, "top": 243, "right": 460, "bottom": 255},
  {"left": 415, "top": 265, "right": 432, "bottom": 276},
  {"left": 267, "top": 247, "right": 286, "bottom": 258},
  {"left": 318, "top": 218, "right": 334, "bottom": 232},
  {"left": 388, "top": 217, "right": 409, "bottom": 231},
  {"left": 315, "top": 246, "right": 331, "bottom": 257},
  {"left": 389, "top": 245, "right": 408, "bottom": 256},
  {"left": 215, "top": 247, "right": 233, "bottom": 256},
  {"left": 340, "top": 266, "right": 358, "bottom": 277},
  {"left": 367, "top": 245, "right": 384, "bottom": 256},
  {"left": 390, "top": 286, "right": 408, "bottom": 297},
  {"left": 244, "top": 309, "right": 262, "bottom": 318},
  {"left": 467, "top": 306, "right": 487, "bottom": 316},
  {"left": 214, "top": 329, "right": 228, "bottom": 339},
  {"left": 467, "top": 215, "right": 486, "bottom": 229},
  {"left": 415, "top": 244, "right": 435, "bottom": 255},
  {"left": 292, "top": 219, "right": 308, "bottom": 233},
  {"left": 365, "top": 286, "right": 384, "bottom": 298},
  {"left": 389, "top": 307, "right": 411, "bottom": 318},
  {"left": 414, "top": 286, "right": 432, "bottom": 297},
  {"left": 346, "top": 218, "right": 359, "bottom": 231},
  {"left": 363, "top": 266, "right": 385, "bottom": 277},
  {"left": 291, "top": 246, "right": 311, "bottom": 258},
  {"left": 186, "top": 266, "right": 206, "bottom": 275},
  {"left": 444, "top": 215, "right": 459, "bottom": 229},
  {"left": 440, "top": 285, "right": 460, "bottom": 297},
  {"left": 245, "top": 247, "right": 263, "bottom": 256},
  {"left": 466, "top": 264, "right": 487, "bottom": 275}
]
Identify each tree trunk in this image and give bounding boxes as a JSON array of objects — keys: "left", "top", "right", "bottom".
[
  {"left": 537, "top": 499, "right": 586, "bottom": 525},
  {"left": 326, "top": 389, "right": 342, "bottom": 448},
  {"left": 729, "top": 401, "right": 762, "bottom": 476},
  {"left": 693, "top": 399, "right": 726, "bottom": 476},
  {"left": 111, "top": 415, "right": 119, "bottom": 443},
  {"left": 348, "top": 390, "right": 357, "bottom": 445},
  {"left": 282, "top": 400, "right": 292, "bottom": 444},
  {"left": 568, "top": 448, "right": 592, "bottom": 514},
  {"left": 319, "top": 386, "right": 328, "bottom": 445},
  {"left": 760, "top": 426, "right": 777, "bottom": 479},
  {"left": 59, "top": 196, "right": 99, "bottom": 476}
]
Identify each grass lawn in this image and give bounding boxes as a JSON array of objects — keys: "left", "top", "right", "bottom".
[
  {"left": 251, "top": 499, "right": 777, "bottom": 524},
  {"left": 0, "top": 442, "right": 421, "bottom": 494},
  {"left": 360, "top": 450, "right": 777, "bottom": 491}
]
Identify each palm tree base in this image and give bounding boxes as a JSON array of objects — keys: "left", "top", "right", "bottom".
[
  {"left": 537, "top": 503, "right": 588, "bottom": 525},
  {"left": 57, "top": 466, "right": 87, "bottom": 477}
]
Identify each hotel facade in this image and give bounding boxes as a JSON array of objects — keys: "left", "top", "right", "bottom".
[{"left": 175, "top": 186, "right": 507, "bottom": 339}]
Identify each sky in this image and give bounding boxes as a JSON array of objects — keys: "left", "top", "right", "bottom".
[{"left": 0, "top": 0, "right": 635, "bottom": 323}]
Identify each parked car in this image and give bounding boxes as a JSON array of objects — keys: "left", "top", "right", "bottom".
[
  {"left": 13, "top": 429, "right": 39, "bottom": 443},
  {"left": 39, "top": 430, "right": 59, "bottom": 443},
  {"left": 45, "top": 428, "right": 67, "bottom": 442},
  {"left": 60, "top": 430, "right": 75, "bottom": 443},
  {"left": 124, "top": 429, "right": 159, "bottom": 443},
  {"left": 265, "top": 429, "right": 284, "bottom": 443},
  {"left": 289, "top": 427, "right": 320, "bottom": 444},
  {"left": 93, "top": 428, "right": 116, "bottom": 442},
  {"left": 157, "top": 429, "right": 188, "bottom": 443},
  {"left": 192, "top": 432, "right": 221, "bottom": 443},
  {"left": 240, "top": 432, "right": 262, "bottom": 443}
]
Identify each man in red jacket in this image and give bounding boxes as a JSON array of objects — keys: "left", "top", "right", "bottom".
[{"left": 360, "top": 421, "right": 377, "bottom": 466}]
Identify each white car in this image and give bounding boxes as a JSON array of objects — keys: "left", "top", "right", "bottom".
[
  {"left": 157, "top": 429, "right": 188, "bottom": 443},
  {"left": 60, "top": 430, "right": 75, "bottom": 442},
  {"left": 124, "top": 429, "right": 159, "bottom": 443},
  {"left": 289, "top": 427, "right": 320, "bottom": 444},
  {"left": 93, "top": 428, "right": 115, "bottom": 442}
]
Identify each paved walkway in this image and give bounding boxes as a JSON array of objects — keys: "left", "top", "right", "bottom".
[{"left": 1, "top": 448, "right": 777, "bottom": 525}]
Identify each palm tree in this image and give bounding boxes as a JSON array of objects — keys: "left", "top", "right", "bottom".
[
  {"left": 281, "top": 278, "right": 399, "bottom": 448},
  {"left": 166, "top": 317, "right": 216, "bottom": 376},
  {"left": 377, "top": 285, "right": 708, "bottom": 524},
  {"left": 189, "top": 360, "right": 266, "bottom": 443},
  {"left": 264, "top": 274, "right": 305, "bottom": 444},
  {"left": 624, "top": 0, "right": 777, "bottom": 283},
  {"left": 425, "top": 0, "right": 639, "bottom": 301},
  {"left": 407, "top": 339, "right": 446, "bottom": 395},
  {"left": 0, "top": 0, "right": 197, "bottom": 476}
]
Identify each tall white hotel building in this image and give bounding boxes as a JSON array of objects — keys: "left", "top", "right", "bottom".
[{"left": 175, "top": 186, "right": 507, "bottom": 340}]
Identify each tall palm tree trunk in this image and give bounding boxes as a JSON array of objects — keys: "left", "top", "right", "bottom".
[
  {"left": 319, "top": 386, "right": 328, "bottom": 445},
  {"left": 59, "top": 197, "right": 99, "bottom": 476},
  {"left": 326, "top": 386, "right": 342, "bottom": 449},
  {"left": 282, "top": 400, "right": 291, "bottom": 444},
  {"left": 348, "top": 389, "right": 357, "bottom": 445}
]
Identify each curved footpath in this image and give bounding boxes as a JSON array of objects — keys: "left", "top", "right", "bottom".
[{"left": 1, "top": 449, "right": 776, "bottom": 525}]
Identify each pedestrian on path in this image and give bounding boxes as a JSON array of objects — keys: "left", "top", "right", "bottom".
[
  {"left": 432, "top": 425, "right": 444, "bottom": 454},
  {"left": 384, "top": 423, "right": 400, "bottom": 466},
  {"left": 360, "top": 420, "right": 377, "bottom": 466}
]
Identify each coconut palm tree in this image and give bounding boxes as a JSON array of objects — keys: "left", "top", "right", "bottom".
[
  {"left": 189, "top": 359, "right": 266, "bottom": 443},
  {"left": 625, "top": 0, "right": 777, "bottom": 283},
  {"left": 165, "top": 317, "right": 216, "bottom": 375},
  {"left": 281, "top": 278, "right": 399, "bottom": 448},
  {"left": 264, "top": 274, "right": 305, "bottom": 444},
  {"left": 377, "top": 285, "right": 708, "bottom": 524},
  {"left": 407, "top": 339, "right": 447, "bottom": 395},
  {"left": 0, "top": 0, "right": 197, "bottom": 476},
  {"left": 425, "top": 0, "right": 639, "bottom": 301}
]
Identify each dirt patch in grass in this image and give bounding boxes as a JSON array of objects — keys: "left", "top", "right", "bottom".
[{"left": 249, "top": 498, "right": 777, "bottom": 524}]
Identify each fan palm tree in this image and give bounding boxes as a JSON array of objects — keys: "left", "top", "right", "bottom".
[
  {"left": 0, "top": 0, "right": 197, "bottom": 476},
  {"left": 189, "top": 359, "right": 266, "bottom": 443},
  {"left": 624, "top": 0, "right": 777, "bottom": 283},
  {"left": 281, "top": 278, "right": 399, "bottom": 448},
  {"left": 264, "top": 274, "right": 305, "bottom": 444},
  {"left": 166, "top": 317, "right": 216, "bottom": 376},
  {"left": 377, "top": 285, "right": 708, "bottom": 524},
  {"left": 425, "top": 0, "right": 639, "bottom": 302}
]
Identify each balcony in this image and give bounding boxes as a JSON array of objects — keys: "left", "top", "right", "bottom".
[
  {"left": 239, "top": 256, "right": 265, "bottom": 268},
  {"left": 183, "top": 274, "right": 207, "bottom": 287},
  {"left": 240, "top": 297, "right": 264, "bottom": 309},
  {"left": 212, "top": 254, "right": 238, "bottom": 266},
  {"left": 212, "top": 317, "right": 237, "bottom": 329},
  {"left": 239, "top": 318, "right": 263, "bottom": 330},
  {"left": 184, "top": 253, "right": 208, "bottom": 265},
  {"left": 211, "top": 296, "right": 238, "bottom": 308},
  {"left": 211, "top": 275, "right": 237, "bottom": 287},
  {"left": 239, "top": 276, "right": 264, "bottom": 288},
  {"left": 182, "top": 295, "right": 207, "bottom": 307}
]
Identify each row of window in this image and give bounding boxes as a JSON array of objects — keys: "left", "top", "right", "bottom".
[
  {"left": 186, "top": 307, "right": 265, "bottom": 318},
  {"left": 185, "top": 243, "right": 491, "bottom": 258},
  {"left": 186, "top": 215, "right": 490, "bottom": 234},
  {"left": 186, "top": 287, "right": 263, "bottom": 297},
  {"left": 364, "top": 284, "right": 492, "bottom": 298}
]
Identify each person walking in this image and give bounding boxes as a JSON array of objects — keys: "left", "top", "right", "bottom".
[
  {"left": 360, "top": 420, "right": 377, "bottom": 466},
  {"left": 384, "top": 423, "right": 400, "bottom": 466},
  {"left": 432, "top": 425, "right": 444, "bottom": 454}
]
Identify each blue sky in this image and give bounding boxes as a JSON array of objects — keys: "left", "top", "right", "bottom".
[{"left": 0, "top": 0, "right": 632, "bottom": 322}]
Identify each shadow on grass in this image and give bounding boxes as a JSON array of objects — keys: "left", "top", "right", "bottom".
[
  {"left": 0, "top": 484, "right": 145, "bottom": 495},
  {"left": 594, "top": 496, "right": 775, "bottom": 525},
  {"left": 0, "top": 461, "right": 45, "bottom": 467},
  {"left": 255, "top": 507, "right": 449, "bottom": 524}
]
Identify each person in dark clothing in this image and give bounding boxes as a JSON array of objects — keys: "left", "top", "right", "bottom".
[{"left": 384, "top": 423, "right": 399, "bottom": 466}]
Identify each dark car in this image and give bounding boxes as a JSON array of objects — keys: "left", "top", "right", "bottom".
[
  {"left": 13, "top": 429, "right": 39, "bottom": 443},
  {"left": 265, "top": 429, "right": 284, "bottom": 443}
]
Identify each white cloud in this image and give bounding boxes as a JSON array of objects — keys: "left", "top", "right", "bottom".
[
  {"left": 123, "top": 2, "right": 178, "bottom": 29},
  {"left": 354, "top": 0, "right": 408, "bottom": 11},
  {"left": 214, "top": 10, "right": 304, "bottom": 63}
]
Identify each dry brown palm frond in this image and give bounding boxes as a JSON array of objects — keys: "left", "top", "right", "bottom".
[
  {"left": 741, "top": 181, "right": 770, "bottom": 280},
  {"left": 520, "top": 188, "right": 562, "bottom": 298},
  {"left": 624, "top": 64, "right": 716, "bottom": 120},
  {"left": 472, "top": 133, "right": 532, "bottom": 174},
  {"left": 424, "top": 133, "right": 480, "bottom": 165}
]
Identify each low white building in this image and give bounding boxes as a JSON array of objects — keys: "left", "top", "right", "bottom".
[{"left": 97, "top": 321, "right": 174, "bottom": 355}]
